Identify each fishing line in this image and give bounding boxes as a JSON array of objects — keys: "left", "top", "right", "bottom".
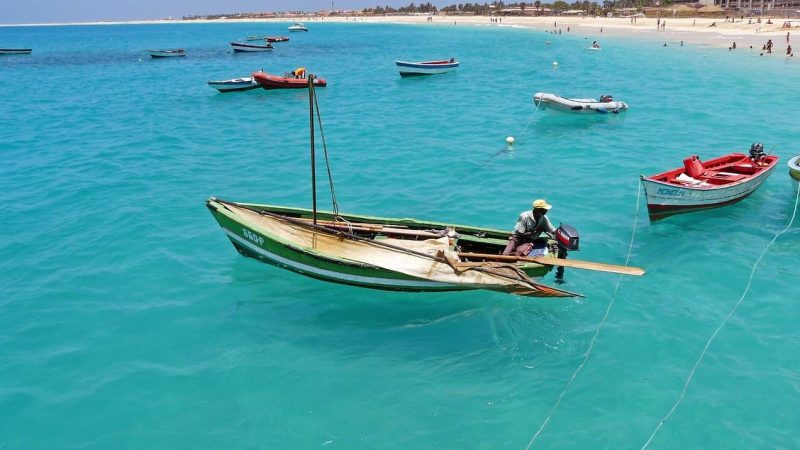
[
  {"left": 525, "top": 182, "right": 643, "bottom": 450},
  {"left": 640, "top": 185, "right": 800, "bottom": 450}
]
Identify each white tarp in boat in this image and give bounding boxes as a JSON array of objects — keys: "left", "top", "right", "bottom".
[{"left": 226, "top": 203, "right": 577, "bottom": 297}]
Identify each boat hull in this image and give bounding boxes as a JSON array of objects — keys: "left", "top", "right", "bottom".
[
  {"left": 230, "top": 42, "right": 273, "bottom": 52},
  {"left": 641, "top": 155, "right": 778, "bottom": 220},
  {"left": 0, "top": 48, "right": 32, "bottom": 55},
  {"left": 206, "top": 199, "right": 554, "bottom": 293},
  {"left": 148, "top": 50, "right": 185, "bottom": 58},
  {"left": 789, "top": 155, "right": 800, "bottom": 190},
  {"left": 396, "top": 60, "right": 459, "bottom": 77},
  {"left": 208, "top": 77, "right": 259, "bottom": 92},
  {"left": 533, "top": 93, "right": 628, "bottom": 114},
  {"left": 253, "top": 72, "right": 327, "bottom": 89}
]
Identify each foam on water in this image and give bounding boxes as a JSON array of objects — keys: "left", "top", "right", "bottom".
[{"left": 1, "top": 22, "right": 799, "bottom": 449}]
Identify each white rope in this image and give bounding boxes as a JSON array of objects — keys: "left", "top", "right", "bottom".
[
  {"left": 525, "top": 182, "right": 643, "bottom": 450},
  {"left": 640, "top": 186, "right": 800, "bottom": 450}
]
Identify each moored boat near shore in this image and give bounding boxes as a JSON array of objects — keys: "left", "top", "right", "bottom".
[
  {"left": 641, "top": 146, "right": 779, "bottom": 221},
  {"left": 395, "top": 59, "right": 459, "bottom": 76},
  {"left": 0, "top": 48, "right": 32, "bottom": 55},
  {"left": 288, "top": 23, "right": 308, "bottom": 32},
  {"left": 533, "top": 93, "right": 628, "bottom": 114},
  {"left": 230, "top": 42, "right": 274, "bottom": 52},
  {"left": 789, "top": 155, "right": 800, "bottom": 189},
  {"left": 266, "top": 36, "right": 290, "bottom": 42},
  {"left": 207, "top": 76, "right": 259, "bottom": 93},
  {"left": 147, "top": 49, "right": 185, "bottom": 58},
  {"left": 252, "top": 71, "right": 327, "bottom": 89}
]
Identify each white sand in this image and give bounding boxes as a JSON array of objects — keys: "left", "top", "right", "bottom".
[{"left": 4, "top": 14, "right": 797, "bottom": 54}]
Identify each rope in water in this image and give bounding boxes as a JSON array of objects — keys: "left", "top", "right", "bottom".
[
  {"left": 473, "top": 99, "right": 544, "bottom": 170},
  {"left": 640, "top": 185, "right": 800, "bottom": 450},
  {"left": 524, "top": 182, "right": 643, "bottom": 450}
]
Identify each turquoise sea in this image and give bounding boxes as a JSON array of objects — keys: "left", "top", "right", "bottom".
[{"left": 2, "top": 22, "right": 799, "bottom": 449}]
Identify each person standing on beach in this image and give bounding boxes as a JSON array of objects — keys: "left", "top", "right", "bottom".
[
  {"left": 787, "top": 32, "right": 791, "bottom": 43},
  {"left": 657, "top": 17, "right": 661, "bottom": 30},
  {"left": 767, "top": 39, "right": 773, "bottom": 53}
]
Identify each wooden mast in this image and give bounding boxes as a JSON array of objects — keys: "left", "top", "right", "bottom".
[{"left": 308, "top": 75, "right": 317, "bottom": 227}]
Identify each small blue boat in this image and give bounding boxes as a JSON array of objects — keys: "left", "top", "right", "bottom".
[
  {"left": 395, "top": 59, "right": 459, "bottom": 77},
  {"left": 207, "top": 76, "right": 259, "bottom": 93}
]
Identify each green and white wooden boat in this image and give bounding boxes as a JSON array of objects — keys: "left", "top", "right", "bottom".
[
  {"left": 206, "top": 76, "right": 644, "bottom": 298},
  {"left": 206, "top": 198, "right": 580, "bottom": 296}
]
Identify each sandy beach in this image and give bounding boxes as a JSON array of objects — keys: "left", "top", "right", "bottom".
[{"left": 6, "top": 13, "right": 796, "bottom": 55}]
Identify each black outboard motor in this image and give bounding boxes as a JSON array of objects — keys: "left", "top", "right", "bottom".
[
  {"left": 554, "top": 224, "right": 579, "bottom": 281},
  {"left": 749, "top": 142, "right": 766, "bottom": 163},
  {"left": 599, "top": 94, "right": 613, "bottom": 103},
  {"left": 555, "top": 224, "right": 579, "bottom": 251}
]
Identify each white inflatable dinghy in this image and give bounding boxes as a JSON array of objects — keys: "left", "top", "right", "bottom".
[{"left": 533, "top": 92, "right": 628, "bottom": 114}]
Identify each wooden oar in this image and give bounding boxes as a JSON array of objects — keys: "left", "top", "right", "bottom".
[
  {"left": 295, "top": 217, "right": 443, "bottom": 238},
  {"left": 458, "top": 252, "right": 645, "bottom": 276}
]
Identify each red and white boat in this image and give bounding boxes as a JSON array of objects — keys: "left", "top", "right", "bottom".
[
  {"left": 266, "top": 36, "right": 290, "bottom": 42},
  {"left": 252, "top": 71, "right": 327, "bottom": 90},
  {"left": 641, "top": 147, "right": 779, "bottom": 221}
]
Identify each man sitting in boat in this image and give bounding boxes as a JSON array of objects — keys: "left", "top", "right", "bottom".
[
  {"left": 592, "top": 41, "right": 601, "bottom": 48},
  {"left": 292, "top": 67, "right": 306, "bottom": 79},
  {"left": 502, "top": 199, "right": 557, "bottom": 257}
]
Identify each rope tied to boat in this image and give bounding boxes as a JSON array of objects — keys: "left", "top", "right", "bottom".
[
  {"left": 525, "top": 181, "right": 643, "bottom": 449},
  {"left": 640, "top": 184, "right": 800, "bottom": 450}
]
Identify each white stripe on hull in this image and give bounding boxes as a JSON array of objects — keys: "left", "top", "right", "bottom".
[
  {"left": 398, "top": 67, "right": 456, "bottom": 75},
  {"left": 223, "top": 229, "right": 456, "bottom": 289},
  {"left": 641, "top": 166, "right": 775, "bottom": 208}
]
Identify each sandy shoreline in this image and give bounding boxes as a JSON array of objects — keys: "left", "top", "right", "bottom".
[{"left": 3, "top": 15, "right": 797, "bottom": 54}]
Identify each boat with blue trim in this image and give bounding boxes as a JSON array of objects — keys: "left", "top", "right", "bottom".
[
  {"left": 230, "top": 42, "right": 274, "bottom": 52},
  {"left": 208, "top": 76, "right": 259, "bottom": 93},
  {"left": 0, "top": 48, "right": 32, "bottom": 55},
  {"left": 395, "top": 59, "right": 459, "bottom": 77},
  {"left": 147, "top": 49, "right": 185, "bottom": 58}
]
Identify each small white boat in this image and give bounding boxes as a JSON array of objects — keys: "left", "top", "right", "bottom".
[
  {"left": 789, "top": 155, "right": 800, "bottom": 189},
  {"left": 533, "top": 93, "right": 628, "bottom": 114},
  {"left": 0, "top": 48, "right": 32, "bottom": 55},
  {"left": 230, "top": 42, "right": 274, "bottom": 52},
  {"left": 208, "top": 77, "right": 259, "bottom": 93},
  {"left": 288, "top": 23, "right": 308, "bottom": 32},
  {"left": 395, "top": 59, "right": 459, "bottom": 77},
  {"left": 147, "top": 49, "right": 185, "bottom": 58}
]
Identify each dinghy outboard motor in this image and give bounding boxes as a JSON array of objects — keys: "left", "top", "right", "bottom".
[
  {"left": 554, "top": 223, "right": 579, "bottom": 281},
  {"left": 749, "top": 142, "right": 766, "bottom": 163}
]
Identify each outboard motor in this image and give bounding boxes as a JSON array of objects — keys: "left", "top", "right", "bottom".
[
  {"left": 599, "top": 94, "right": 613, "bottom": 103},
  {"left": 749, "top": 142, "right": 766, "bottom": 162},
  {"left": 555, "top": 223, "right": 579, "bottom": 251},
  {"left": 554, "top": 224, "right": 579, "bottom": 281}
]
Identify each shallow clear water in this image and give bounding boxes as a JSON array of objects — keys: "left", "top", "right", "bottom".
[{"left": 1, "top": 22, "right": 798, "bottom": 449}]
